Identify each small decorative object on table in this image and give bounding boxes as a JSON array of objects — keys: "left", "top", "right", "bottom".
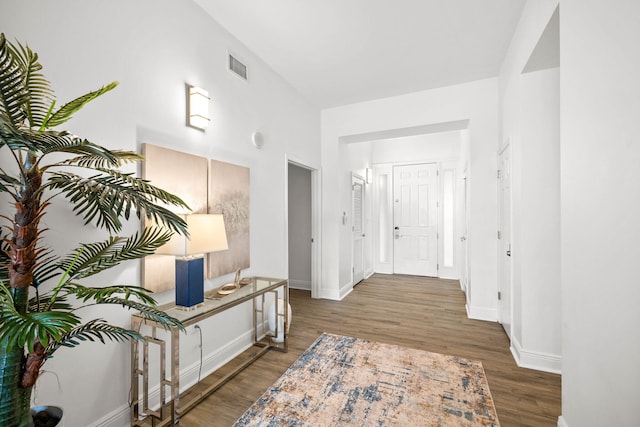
[{"left": 210, "top": 269, "right": 252, "bottom": 298}]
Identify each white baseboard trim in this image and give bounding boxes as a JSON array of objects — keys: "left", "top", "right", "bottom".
[
  {"left": 92, "top": 404, "right": 129, "bottom": 427},
  {"left": 558, "top": 415, "right": 569, "bottom": 427},
  {"left": 91, "top": 330, "right": 255, "bottom": 427},
  {"left": 339, "top": 281, "right": 353, "bottom": 300},
  {"left": 438, "top": 269, "right": 458, "bottom": 280},
  {"left": 465, "top": 303, "right": 497, "bottom": 322},
  {"left": 510, "top": 336, "right": 562, "bottom": 374},
  {"left": 319, "top": 285, "right": 341, "bottom": 300},
  {"left": 289, "top": 279, "right": 311, "bottom": 290}
]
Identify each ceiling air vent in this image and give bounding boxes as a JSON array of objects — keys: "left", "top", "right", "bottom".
[{"left": 229, "top": 54, "right": 248, "bottom": 80}]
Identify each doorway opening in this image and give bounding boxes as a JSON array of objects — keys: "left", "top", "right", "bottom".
[
  {"left": 371, "top": 131, "right": 465, "bottom": 280},
  {"left": 286, "top": 159, "right": 321, "bottom": 298}
]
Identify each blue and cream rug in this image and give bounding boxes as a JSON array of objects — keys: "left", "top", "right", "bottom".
[{"left": 234, "top": 333, "right": 500, "bottom": 426}]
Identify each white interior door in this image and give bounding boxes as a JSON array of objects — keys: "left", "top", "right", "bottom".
[
  {"left": 498, "top": 145, "right": 512, "bottom": 338},
  {"left": 393, "top": 163, "right": 438, "bottom": 276},
  {"left": 352, "top": 175, "right": 365, "bottom": 285}
]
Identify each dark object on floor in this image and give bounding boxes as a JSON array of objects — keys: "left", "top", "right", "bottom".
[{"left": 31, "top": 406, "right": 63, "bottom": 427}]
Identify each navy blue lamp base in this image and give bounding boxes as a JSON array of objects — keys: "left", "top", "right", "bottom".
[{"left": 175, "top": 257, "right": 204, "bottom": 307}]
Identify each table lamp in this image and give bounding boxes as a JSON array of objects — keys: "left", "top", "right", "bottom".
[{"left": 156, "top": 214, "right": 229, "bottom": 308}]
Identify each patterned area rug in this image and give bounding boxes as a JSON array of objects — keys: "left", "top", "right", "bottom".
[{"left": 234, "top": 333, "right": 500, "bottom": 426}]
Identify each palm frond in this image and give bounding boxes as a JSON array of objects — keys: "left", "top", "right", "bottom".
[
  {"left": 0, "top": 169, "right": 20, "bottom": 200},
  {"left": 59, "top": 227, "right": 173, "bottom": 280},
  {"left": 53, "top": 150, "right": 143, "bottom": 170},
  {"left": 44, "top": 82, "right": 118, "bottom": 128},
  {"left": 0, "top": 283, "right": 80, "bottom": 352},
  {"left": 19, "top": 130, "right": 121, "bottom": 167},
  {"left": 45, "top": 319, "right": 142, "bottom": 355},
  {"left": 96, "top": 297, "right": 185, "bottom": 331},
  {"left": 0, "top": 33, "right": 28, "bottom": 130},
  {"left": 0, "top": 125, "right": 36, "bottom": 151},
  {"left": 60, "top": 282, "right": 158, "bottom": 306},
  {"left": 31, "top": 249, "right": 60, "bottom": 286},
  {"left": 57, "top": 283, "right": 183, "bottom": 331},
  {"left": 46, "top": 169, "right": 188, "bottom": 234},
  {"left": 28, "top": 293, "right": 73, "bottom": 313},
  {"left": 8, "top": 39, "right": 53, "bottom": 128},
  {"left": 0, "top": 232, "right": 9, "bottom": 283}
]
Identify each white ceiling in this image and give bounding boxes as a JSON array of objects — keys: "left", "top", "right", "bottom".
[{"left": 194, "top": 0, "right": 527, "bottom": 109}]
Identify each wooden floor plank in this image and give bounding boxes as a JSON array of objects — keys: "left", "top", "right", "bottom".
[{"left": 178, "top": 274, "right": 561, "bottom": 426}]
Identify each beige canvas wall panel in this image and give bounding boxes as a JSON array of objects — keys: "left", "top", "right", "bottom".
[
  {"left": 208, "top": 159, "right": 250, "bottom": 277},
  {"left": 141, "top": 143, "right": 208, "bottom": 293}
]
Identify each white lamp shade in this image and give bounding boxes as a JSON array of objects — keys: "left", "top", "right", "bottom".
[
  {"left": 156, "top": 214, "right": 228, "bottom": 256},
  {"left": 188, "top": 85, "right": 210, "bottom": 130}
]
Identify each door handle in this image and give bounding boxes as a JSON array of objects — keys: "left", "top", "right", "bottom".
[
  {"left": 394, "top": 226, "right": 400, "bottom": 239},
  {"left": 506, "top": 249, "right": 511, "bottom": 257}
]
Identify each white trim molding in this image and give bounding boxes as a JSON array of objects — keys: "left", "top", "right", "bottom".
[
  {"left": 465, "top": 304, "right": 497, "bottom": 322},
  {"left": 557, "top": 415, "right": 569, "bottom": 427},
  {"left": 339, "top": 282, "right": 354, "bottom": 300},
  {"left": 289, "top": 279, "right": 312, "bottom": 291},
  {"left": 511, "top": 336, "right": 562, "bottom": 374}
]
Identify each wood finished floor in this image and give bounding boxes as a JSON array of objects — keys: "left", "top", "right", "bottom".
[{"left": 178, "top": 274, "right": 561, "bottom": 427}]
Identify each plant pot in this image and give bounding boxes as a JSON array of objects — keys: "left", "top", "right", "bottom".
[{"left": 31, "top": 406, "right": 63, "bottom": 427}]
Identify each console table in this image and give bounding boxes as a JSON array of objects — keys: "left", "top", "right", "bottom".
[{"left": 130, "top": 277, "right": 288, "bottom": 426}]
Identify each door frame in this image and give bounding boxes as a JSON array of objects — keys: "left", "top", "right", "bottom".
[
  {"left": 460, "top": 163, "right": 469, "bottom": 293},
  {"left": 497, "top": 142, "right": 512, "bottom": 338},
  {"left": 351, "top": 173, "right": 366, "bottom": 286},
  {"left": 285, "top": 155, "right": 321, "bottom": 298}
]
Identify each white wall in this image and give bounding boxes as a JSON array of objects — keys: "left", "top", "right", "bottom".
[
  {"left": 288, "top": 164, "right": 312, "bottom": 290},
  {"left": 498, "top": 0, "right": 561, "bottom": 374},
  {"left": 560, "top": 1, "right": 640, "bottom": 426},
  {"left": 321, "top": 79, "right": 499, "bottom": 320},
  {"left": 372, "top": 131, "right": 461, "bottom": 164},
  {"left": 518, "top": 67, "right": 561, "bottom": 370},
  {"left": 0, "top": 1, "right": 319, "bottom": 426}
]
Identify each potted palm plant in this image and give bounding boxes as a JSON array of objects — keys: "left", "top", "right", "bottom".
[{"left": 0, "top": 33, "right": 189, "bottom": 426}]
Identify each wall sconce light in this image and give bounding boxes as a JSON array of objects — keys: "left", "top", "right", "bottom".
[
  {"left": 156, "top": 214, "right": 229, "bottom": 308},
  {"left": 187, "top": 85, "right": 210, "bottom": 131}
]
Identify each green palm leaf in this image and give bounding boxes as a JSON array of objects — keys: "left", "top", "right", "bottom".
[
  {"left": 54, "top": 150, "right": 143, "bottom": 169},
  {"left": 0, "top": 125, "right": 36, "bottom": 151},
  {"left": 97, "top": 297, "right": 184, "bottom": 331},
  {"left": 8, "top": 39, "right": 53, "bottom": 128},
  {"left": 21, "top": 130, "right": 119, "bottom": 165},
  {"left": 0, "top": 283, "right": 80, "bottom": 352},
  {"left": 28, "top": 293, "right": 73, "bottom": 313},
  {"left": 44, "top": 82, "right": 117, "bottom": 128},
  {"left": 31, "top": 249, "right": 61, "bottom": 286},
  {"left": 0, "top": 169, "right": 22, "bottom": 198},
  {"left": 0, "top": 33, "right": 28, "bottom": 130},
  {"left": 60, "top": 282, "right": 159, "bottom": 306},
  {"left": 59, "top": 227, "right": 173, "bottom": 280},
  {"left": 0, "top": 233, "right": 9, "bottom": 283},
  {"left": 56, "top": 283, "right": 183, "bottom": 331},
  {"left": 45, "top": 319, "right": 142, "bottom": 355},
  {"left": 46, "top": 169, "right": 188, "bottom": 234}
]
